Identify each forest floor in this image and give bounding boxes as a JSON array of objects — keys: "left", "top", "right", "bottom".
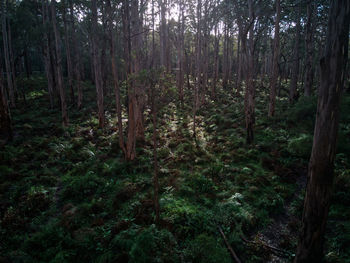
[{"left": 1, "top": 76, "right": 350, "bottom": 263}]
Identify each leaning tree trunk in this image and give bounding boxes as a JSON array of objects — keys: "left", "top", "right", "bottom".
[
  {"left": 91, "top": 0, "right": 105, "bottom": 128},
  {"left": 303, "top": 2, "right": 315, "bottom": 97},
  {"left": 1, "top": 0, "right": 15, "bottom": 108},
  {"left": 289, "top": 4, "right": 301, "bottom": 103},
  {"left": 268, "top": 0, "right": 281, "bottom": 117},
  {"left": 294, "top": 1, "right": 350, "bottom": 262},
  {"left": 51, "top": 0, "right": 69, "bottom": 126}
]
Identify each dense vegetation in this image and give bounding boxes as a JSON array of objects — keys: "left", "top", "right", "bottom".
[{"left": 0, "top": 0, "right": 349, "bottom": 262}]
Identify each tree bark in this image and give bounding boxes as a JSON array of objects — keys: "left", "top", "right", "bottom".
[
  {"left": 69, "top": 0, "right": 83, "bottom": 109},
  {"left": 91, "top": 0, "right": 105, "bottom": 128},
  {"left": 160, "top": 0, "right": 168, "bottom": 71},
  {"left": 244, "top": 0, "right": 255, "bottom": 144},
  {"left": 268, "top": 0, "right": 281, "bottom": 117},
  {"left": 289, "top": 4, "right": 301, "bottom": 103},
  {"left": 1, "top": 0, "right": 15, "bottom": 108},
  {"left": 177, "top": 0, "right": 184, "bottom": 104},
  {"left": 0, "top": 55, "right": 12, "bottom": 141},
  {"left": 7, "top": 19, "right": 17, "bottom": 100},
  {"left": 303, "top": 2, "right": 315, "bottom": 97},
  {"left": 51, "top": 0, "right": 69, "bottom": 126},
  {"left": 42, "top": 0, "right": 55, "bottom": 109},
  {"left": 294, "top": 1, "right": 350, "bottom": 262},
  {"left": 62, "top": 1, "right": 74, "bottom": 105},
  {"left": 107, "top": 0, "right": 125, "bottom": 154}
]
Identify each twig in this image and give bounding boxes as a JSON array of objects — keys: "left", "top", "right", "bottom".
[
  {"left": 240, "top": 235, "right": 293, "bottom": 256},
  {"left": 218, "top": 226, "right": 242, "bottom": 263}
]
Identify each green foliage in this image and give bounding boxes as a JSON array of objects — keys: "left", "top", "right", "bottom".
[
  {"left": 287, "top": 134, "right": 313, "bottom": 158},
  {"left": 286, "top": 96, "right": 317, "bottom": 125},
  {"left": 184, "top": 234, "right": 231, "bottom": 263},
  {"left": 1, "top": 77, "right": 349, "bottom": 263}
]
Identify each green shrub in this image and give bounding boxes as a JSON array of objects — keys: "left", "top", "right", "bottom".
[
  {"left": 184, "top": 234, "right": 230, "bottom": 263},
  {"left": 287, "top": 134, "right": 313, "bottom": 158}
]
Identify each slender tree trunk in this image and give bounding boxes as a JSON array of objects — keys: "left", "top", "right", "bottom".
[
  {"left": 304, "top": 2, "right": 315, "bottom": 97},
  {"left": 69, "top": 0, "right": 82, "bottom": 109},
  {"left": 193, "top": 0, "right": 202, "bottom": 139},
  {"left": 1, "top": 0, "right": 15, "bottom": 108},
  {"left": 212, "top": 21, "right": 219, "bottom": 98},
  {"left": 160, "top": 0, "right": 167, "bottom": 70},
  {"left": 0, "top": 56, "right": 12, "bottom": 141},
  {"left": 268, "top": 0, "right": 281, "bottom": 117},
  {"left": 42, "top": 0, "right": 55, "bottom": 109},
  {"left": 7, "top": 20, "right": 17, "bottom": 100},
  {"left": 245, "top": 0, "right": 255, "bottom": 144},
  {"left": 177, "top": 0, "right": 184, "bottom": 104},
  {"left": 289, "top": 5, "right": 301, "bottom": 103},
  {"left": 51, "top": 0, "right": 69, "bottom": 126},
  {"left": 63, "top": 1, "right": 74, "bottom": 105},
  {"left": 91, "top": 0, "right": 105, "bottom": 128},
  {"left": 131, "top": 0, "right": 144, "bottom": 141},
  {"left": 295, "top": 1, "right": 350, "bottom": 262},
  {"left": 107, "top": 0, "right": 125, "bottom": 154},
  {"left": 222, "top": 22, "right": 229, "bottom": 90},
  {"left": 235, "top": 29, "right": 242, "bottom": 96},
  {"left": 123, "top": 0, "right": 136, "bottom": 161}
]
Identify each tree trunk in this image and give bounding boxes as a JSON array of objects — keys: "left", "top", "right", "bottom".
[
  {"left": 212, "top": 21, "right": 219, "bottom": 98},
  {"left": 289, "top": 5, "right": 301, "bottom": 103},
  {"left": 123, "top": 0, "right": 136, "bottom": 161},
  {"left": 69, "top": 0, "right": 83, "bottom": 109},
  {"left": 7, "top": 20, "right": 17, "bottom": 100},
  {"left": 160, "top": 0, "right": 167, "bottom": 70},
  {"left": 42, "top": 0, "right": 55, "bottom": 109},
  {"left": 107, "top": 0, "right": 125, "bottom": 154},
  {"left": 268, "top": 0, "right": 281, "bottom": 117},
  {"left": 51, "top": 0, "right": 69, "bottom": 126},
  {"left": 294, "top": 1, "right": 350, "bottom": 262},
  {"left": 91, "top": 0, "right": 105, "bottom": 128},
  {"left": 235, "top": 29, "right": 242, "bottom": 96},
  {"left": 177, "top": 0, "right": 184, "bottom": 104},
  {"left": 1, "top": 0, "right": 15, "bottom": 108},
  {"left": 303, "top": 2, "right": 315, "bottom": 97},
  {"left": 244, "top": 0, "right": 255, "bottom": 144},
  {"left": 0, "top": 56, "right": 12, "bottom": 141},
  {"left": 62, "top": 1, "right": 74, "bottom": 105}
]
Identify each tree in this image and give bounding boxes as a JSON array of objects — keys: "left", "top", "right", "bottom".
[
  {"left": 51, "top": 0, "right": 69, "bottom": 126},
  {"left": 289, "top": 3, "right": 301, "bottom": 103},
  {"left": 106, "top": 0, "right": 125, "bottom": 154},
  {"left": 0, "top": 55, "right": 12, "bottom": 141},
  {"left": 2, "top": 0, "right": 15, "bottom": 108},
  {"left": 42, "top": 0, "right": 55, "bottom": 109},
  {"left": 303, "top": 1, "right": 315, "bottom": 97},
  {"left": 69, "top": 0, "right": 83, "bottom": 109},
  {"left": 294, "top": 1, "right": 350, "bottom": 262},
  {"left": 268, "top": 0, "right": 280, "bottom": 117},
  {"left": 62, "top": 0, "right": 74, "bottom": 104},
  {"left": 91, "top": 0, "right": 105, "bottom": 128}
]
